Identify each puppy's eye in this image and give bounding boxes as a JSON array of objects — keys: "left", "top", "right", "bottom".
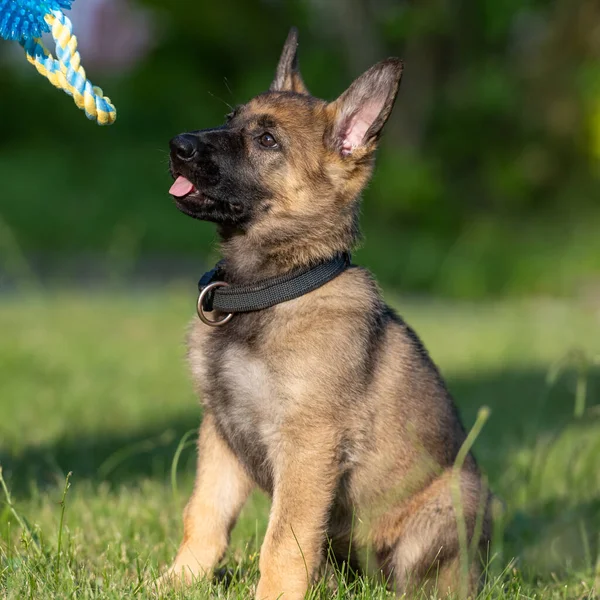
[{"left": 259, "top": 133, "right": 278, "bottom": 148}]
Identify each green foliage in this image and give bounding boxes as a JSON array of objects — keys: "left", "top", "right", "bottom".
[{"left": 0, "top": 0, "right": 599, "bottom": 298}]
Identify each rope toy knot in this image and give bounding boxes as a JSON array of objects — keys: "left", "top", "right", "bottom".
[{"left": 0, "top": 0, "right": 117, "bottom": 125}]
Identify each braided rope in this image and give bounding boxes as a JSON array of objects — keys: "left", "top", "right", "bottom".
[{"left": 20, "top": 10, "right": 116, "bottom": 125}]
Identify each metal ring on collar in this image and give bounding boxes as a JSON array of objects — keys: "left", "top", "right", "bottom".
[{"left": 197, "top": 281, "right": 234, "bottom": 326}]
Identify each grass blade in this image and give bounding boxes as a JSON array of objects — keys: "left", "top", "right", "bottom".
[{"left": 54, "top": 472, "right": 72, "bottom": 587}]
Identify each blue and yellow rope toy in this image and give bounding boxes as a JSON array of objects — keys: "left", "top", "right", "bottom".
[{"left": 0, "top": 0, "right": 116, "bottom": 125}]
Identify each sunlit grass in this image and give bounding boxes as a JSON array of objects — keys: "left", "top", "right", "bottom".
[{"left": 1, "top": 289, "right": 599, "bottom": 598}]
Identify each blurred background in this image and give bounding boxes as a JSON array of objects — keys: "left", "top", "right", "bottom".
[
  {"left": 1, "top": 0, "right": 599, "bottom": 297},
  {"left": 1, "top": 1, "right": 599, "bottom": 597}
]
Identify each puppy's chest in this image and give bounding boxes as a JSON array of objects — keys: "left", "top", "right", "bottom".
[
  {"left": 210, "top": 343, "right": 282, "bottom": 428},
  {"left": 189, "top": 325, "right": 285, "bottom": 491}
]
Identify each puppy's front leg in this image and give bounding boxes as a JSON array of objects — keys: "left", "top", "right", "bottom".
[
  {"left": 256, "top": 426, "right": 339, "bottom": 600},
  {"left": 158, "top": 412, "right": 253, "bottom": 586}
]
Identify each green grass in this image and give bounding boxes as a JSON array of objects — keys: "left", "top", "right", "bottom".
[{"left": 0, "top": 288, "right": 599, "bottom": 598}]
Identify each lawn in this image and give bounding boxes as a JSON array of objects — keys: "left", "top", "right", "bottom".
[{"left": 0, "top": 288, "right": 599, "bottom": 599}]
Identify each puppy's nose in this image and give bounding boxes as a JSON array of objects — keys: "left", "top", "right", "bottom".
[{"left": 170, "top": 134, "right": 199, "bottom": 161}]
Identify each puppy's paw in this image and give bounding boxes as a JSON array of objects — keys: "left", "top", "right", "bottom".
[
  {"left": 155, "top": 547, "right": 210, "bottom": 591},
  {"left": 255, "top": 577, "right": 306, "bottom": 600},
  {"left": 154, "top": 566, "right": 193, "bottom": 590}
]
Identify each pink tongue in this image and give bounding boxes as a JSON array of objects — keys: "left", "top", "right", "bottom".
[{"left": 169, "top": 176, "right": 195, "bottom": 197}]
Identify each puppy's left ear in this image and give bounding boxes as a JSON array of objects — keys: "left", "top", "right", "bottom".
[
  {"left": 270, "top": 27, "right": 309, "bottom": 94},
  {"left": 327, "top": 58, "right": 403, "bottom": 156}
]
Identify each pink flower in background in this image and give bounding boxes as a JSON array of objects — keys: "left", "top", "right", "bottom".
[{"left": 70, "top": 0, "right": 155, "bottom": 73}]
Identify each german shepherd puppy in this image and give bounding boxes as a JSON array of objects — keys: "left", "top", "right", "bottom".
[{"left": 160, "top": 28, "right": 490, "bottom": 599}]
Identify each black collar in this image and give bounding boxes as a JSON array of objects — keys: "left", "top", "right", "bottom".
[{"left": 197, "top": 253, "right": 352, "bottom": 326}]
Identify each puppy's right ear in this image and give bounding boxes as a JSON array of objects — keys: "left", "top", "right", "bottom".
[{"left": 270, "top": 27, "right": 309, "bottom": 95}]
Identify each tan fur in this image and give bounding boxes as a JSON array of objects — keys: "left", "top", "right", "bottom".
[{"left": 159, "top": 29, "right": 491, "bottom": 600}]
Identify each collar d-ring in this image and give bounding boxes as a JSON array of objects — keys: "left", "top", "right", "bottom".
[{"left": 197, "top": 281, "right": 234, "bottom": 326}]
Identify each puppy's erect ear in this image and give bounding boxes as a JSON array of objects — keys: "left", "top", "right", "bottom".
[
  {"left": 327, "top": 58, "right": 403, "bottom": 156},
  {"left": 270, "top": 27, "right": 309, "bottom": 94}
]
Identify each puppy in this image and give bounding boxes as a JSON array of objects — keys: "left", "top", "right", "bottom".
[{"left": 160, "top": 27, "right": 490, "bottom": 600}]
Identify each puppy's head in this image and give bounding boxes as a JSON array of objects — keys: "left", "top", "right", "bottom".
[{"left": 169, "top": 28, "right": 402, "bottom": 252}]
